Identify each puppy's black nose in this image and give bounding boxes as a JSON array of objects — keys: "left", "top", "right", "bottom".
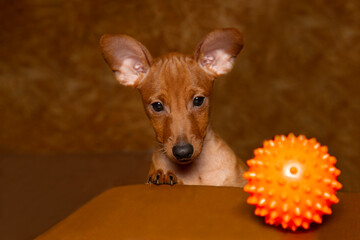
[{"left": 172, "top": 144, "right": 193, "bottom": 160}]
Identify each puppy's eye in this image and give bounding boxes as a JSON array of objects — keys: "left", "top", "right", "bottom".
[
  {"left": 193, "top": 96, "right": 205, "bottom": 107},
  {"left": 151, "top": 102, "right": 164, "bottom": 112}
]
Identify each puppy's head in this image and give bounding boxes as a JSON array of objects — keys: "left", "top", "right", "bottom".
[{"left": 100, "top": 28, "right": 243, "bottom": 164}]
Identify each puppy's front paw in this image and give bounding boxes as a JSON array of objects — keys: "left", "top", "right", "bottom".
[{"left": 147, "top": 169, "right": 182, "bottom": 185}]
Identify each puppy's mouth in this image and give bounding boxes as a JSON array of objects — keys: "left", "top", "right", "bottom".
[
  {"left": 168, "top": 152, "right": 196, "bottom": 165},
  {"left": 174, "top": 158, "right": 194, "bottom": 165}
]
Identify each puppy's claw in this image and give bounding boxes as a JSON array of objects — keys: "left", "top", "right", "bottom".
[
  {"left": 147, "top": 175, "right": 152, "bottom": 184},
  {"left": 155, "top": 171, "right": 162, "bottom": 185},
  {"left": 169, "top": 175, "right": 174, "bottom": 185}
]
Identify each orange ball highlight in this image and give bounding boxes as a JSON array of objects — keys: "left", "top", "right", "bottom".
[{"left": 243, "top": 133, "right": 342, "bottom": 231}]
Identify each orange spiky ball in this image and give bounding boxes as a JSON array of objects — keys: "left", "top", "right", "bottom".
[{"left": 243, "top": 133, "right": 342, "bottom": 231}]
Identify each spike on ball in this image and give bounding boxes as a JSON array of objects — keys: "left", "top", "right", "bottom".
[{"left": 243, "top": 133, "right": 342, "bottom": 231}]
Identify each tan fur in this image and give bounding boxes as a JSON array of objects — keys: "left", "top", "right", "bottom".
[{"left": 100, "top": 28, "right": 248, "bottom": 187}]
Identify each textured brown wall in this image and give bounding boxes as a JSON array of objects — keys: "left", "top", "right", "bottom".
[{"left": 1, "top": 0, "right": 359, "bottom": 191}]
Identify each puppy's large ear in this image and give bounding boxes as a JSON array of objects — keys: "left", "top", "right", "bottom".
[
  {"left": 100, "top": 34, "right": 152, "bottom": 87},
  {"left": 194, "top": 28, "right": 243, "bottom": 77}
]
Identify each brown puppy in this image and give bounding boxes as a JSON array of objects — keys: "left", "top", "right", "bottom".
[{"left": 100, "top": 28, "right": 248, "bottom": 187}]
